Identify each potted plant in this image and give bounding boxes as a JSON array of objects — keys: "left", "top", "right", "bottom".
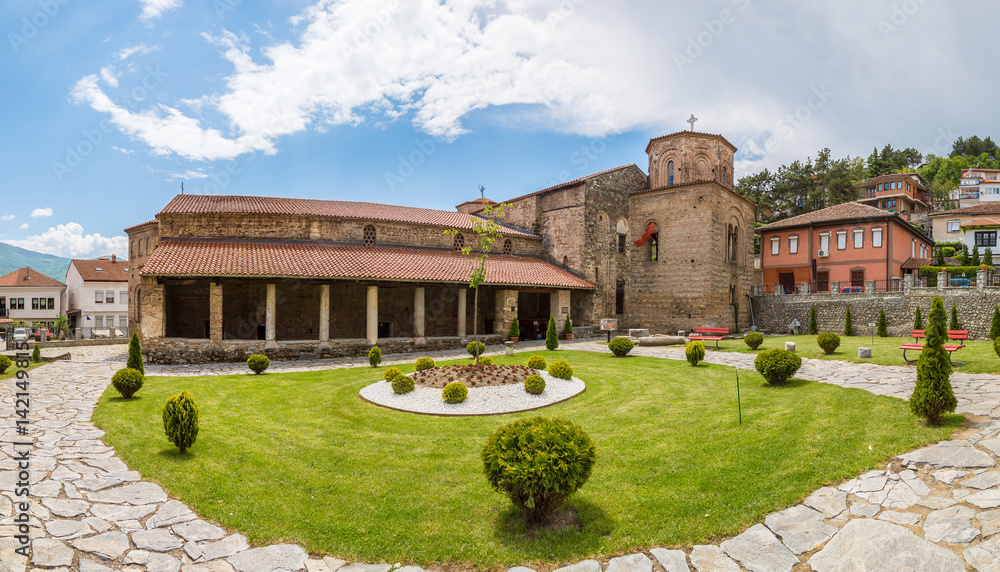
[
  {"left": 508, "top": 317, "right": 520, "bottom": 344},
  {"left": 562, "top": 316, "right": 573, "bottom": 340}
]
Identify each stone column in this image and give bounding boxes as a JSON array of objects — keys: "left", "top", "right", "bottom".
[
  {"left": 829, "top": 282, "right": 840, "bottom": 295},
  {"left": 318, "top": 284, "right": 331, "bottom": 350},
  {"left": 799, "top": 282, "right": 811, "bottom": 295},
  {"left": 549, "top": 290, "right": 571, "bottom": 327},
  {"left": 937, "top": 272, "right": 948, "bottom": 290},
  {"left": 140, "top": 276, "right": 166, "bottom": 338},
  {"left": 903, "top": 274, "right": 914, "bottom": 291},
  {"left": 366, "top": 285, "right": 378, "bottom": 345},
  {"left": 457, "top": 288, "right": 467, "bottom": 339},
  {"left": 978, "top": 270, "right": 988, "bottom": 289},
  {"left": 865, "top": 280, "right": 876, "bottom": 294},
  {"left": 265, "top": 283, "right": 277, "bottom": 350},
  {"left": 495, "top": 289, "right": 519, "bottom": 336},
  {"left": 209, "top": 282, "right": 223, "bottom": 341},
  {"left": 414, "top": 287, "right": 425, "bottom": 338}
]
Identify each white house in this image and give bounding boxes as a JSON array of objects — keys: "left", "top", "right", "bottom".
[
  {"left": 952, "top": 168, "right": 1000, "bottom": 207},
  {"left": 960, "top": 218, "right": 1000, "bottom": 257},
  {"left": 66, "top": 256, "right": 129, "bottom": 337},
  {"left": 0, "top": 267, "right": 66, "bottom": 328}
]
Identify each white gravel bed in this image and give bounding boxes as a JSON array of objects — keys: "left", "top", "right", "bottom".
[{"left": 359, "top": 371, "right": 586, "bottom": 415}]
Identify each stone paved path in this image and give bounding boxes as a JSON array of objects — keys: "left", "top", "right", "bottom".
[{"left": 8, "top": 341, "right": 1000, "bottom": 571}]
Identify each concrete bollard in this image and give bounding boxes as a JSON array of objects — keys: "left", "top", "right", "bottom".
[
  {"left": 859, "top": 347, "right": 872, "bottom": 359},
  {"left": 785, "top": 341, "right": 796, "bottom": 352},
  {"left": 504, "top": 341, "right": 514, "bottom": 357}
]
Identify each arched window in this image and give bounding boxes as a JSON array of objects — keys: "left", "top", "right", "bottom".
[
  {"left": 562, "top": 256, "right": 569, "bottom": 268},
  {"left": 615, "top": 279, "right": 625, "bottom": 314},
  {"left": 502, "top": 239, "right": 512, "bottom": 255},
  {"left": 668, "top": 161, "right": 675, "bottom": 186},
  {"left": 730, "top": 224, "right": 739, "bottom": 262},
  {"left": 129, "top": 240, "right": 134, "bottom": 259},
  {"left": 723, "top": 165, "right": 728, "bottom": 185},
  {"left": 363, "top": 225, "right": 376, "bottom": 247},
  {"left": 453, "top": 233, "right": 464, "bottom": 251}
]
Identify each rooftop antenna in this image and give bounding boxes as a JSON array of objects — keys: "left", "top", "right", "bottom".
[{"left": 687, "top": 114, "right": 698, "bottom": 131}]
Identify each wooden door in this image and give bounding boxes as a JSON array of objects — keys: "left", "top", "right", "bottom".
[
  {"left": 817, "top": 270, "right": 829, "bottom": 293},
  {"left": 851, "top": 269, "right": 864, "bottom": 288},
  {"left": 778, "top": 272, "right": 796, "bottom": 294}
]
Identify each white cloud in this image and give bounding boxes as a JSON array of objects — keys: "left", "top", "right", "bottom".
[
  {"left": 19, "top": 223, "right": 28, "bottom": 230},
  {"left": 139, "top": 0, "right": 182, "bottom": 21},
  {"left": 116, "top": 42, "right": 160, "bottom": 61},
  {"left": 31, "top": 208, "right": 53, "bottom": 218},
  {"left": 99, "top": 66, "right": 119, "bottom": 88},
  {"left": 166, "top": 169, "right": 209, "bottom": 181},
  {"left": 1, "top": 215, "right": 14, "bottom": 221},
  {"left": 112, "top": 146, "right": 135, "bottom": 156},
  {"left": 2, "top": 223, "right": 128, "bottom": 258}
]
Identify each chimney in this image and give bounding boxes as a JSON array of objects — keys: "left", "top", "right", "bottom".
[
  {"left": 25, "top": 268, "right": 30, "bottom": 280},
  {"left": 112, "top": 254, "right": 117, "bottom": 263}
]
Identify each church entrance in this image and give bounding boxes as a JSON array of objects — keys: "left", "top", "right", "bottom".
[{"left": 517, "top": 291, "right": 552, "bottom": 340}]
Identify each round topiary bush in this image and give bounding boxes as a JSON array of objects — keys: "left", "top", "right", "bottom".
[
  {"left": 817, "top": 332, "right": 841, "bottom": 355},
  {"left": 481, "top": 416, "right": 596, "bottom": 523},
  {"left": 548, "top": 360, "right": 573, "bottom": 380},
  {"left": 608, "top": 337, "right": 634, "bottom": 357},
  {"left": 247, "top": 354, "right": 270, "bottom": 374},
  {"left": 0, "top": 355, "right": 11, "bottom": 374},
  {"left": 368, "top": 346, "right": 382, "bottom": 367},
  {"left": 467, "top": 341, "right": 486, "bottom": 356},
  {"left": 524, "top": 374, "right": 545, "bottom": 395},
  {"left": 391, "top": 373, "right": 415, "bottom": 394},
  {"left": 414, "top": 357, "right": 436, "bottom": 371},
  {"left": 111, "top": 368, "right": 144, "bottom": 398},
  {"left": 442, "top": 381, "right": 468, "bottom": 404},
  {"left": 754, "top": 348, "right": 803, "bottom": 386},
  {"left": 685, "top": 340, "right": 705, "bottom": 366},
  {"left": 383, "top": 367, "right": 402, "bottom": 381},
  {"left": 162, "top": 390, "right": 199, "bottom": 453},
  {"left": 478, "top": 356, "right": 494, "bottom": 365},
  {"left": 744, "top": 332, "right": 764, "bottom": 350},
  {"left": 526, "top": 355, "right": 547, "bottom": 370}
]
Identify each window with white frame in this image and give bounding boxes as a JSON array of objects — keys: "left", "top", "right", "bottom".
[
  {"left": 872, "top": 228, "right": 883, "bottom": 248},
  {"left": 789, "top": 236, "right": 798, "bottom": 254},
  {"left": 820, "top": 233, "right": 830, "bottom": 252},
  {"left": 853, "top": 229, "right": 863, "bottom": 248},
  {"left": 106, "top": 291, "right": 114, "bottom": 304},
  {"left": 120, "top": 291, "right": 127, "bottom": 304},
  {"left": 771, "top": 237, "right": 780, "bottom": 255},
  {"left": 837, "top": 231, "right": 847, "bottom": 250},
  {"left": 947, "top": 220, "right": 961, "bottom": 233},
  {"left": 94, "top": 316, "right": 103, "bottom": 328},
  {"left": 911, "top": 239, "right": 916, "bottom": 257},
  {"left": 95, "top": 290, "right": 104, "bottom": 303}
]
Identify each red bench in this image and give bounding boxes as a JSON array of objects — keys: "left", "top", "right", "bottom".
[
  {"left": 689, "top": 327, "right": 730, "bottom": 349},
  {"left": 900, "top": 329, "right": 968, "bottom": 365}
]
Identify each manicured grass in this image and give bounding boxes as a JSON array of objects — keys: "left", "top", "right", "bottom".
[
  {"left": 1, "top": 360, "right": 45, "bottom": 380},
  {"left": 93, "top": 351, "right": 958, "bottom": 569},
  {"left": 718, "top": 334, "right": 1000, "bottom": 374}
]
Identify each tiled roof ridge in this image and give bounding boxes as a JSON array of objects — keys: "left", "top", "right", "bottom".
[
  {"left": 645, "top": 130, "right": 738, "bottom": 153},
  {"left": 933, "top": 203, "right": 1000, "bottom": 216},
  {"left": 500, "top": 164, "right": 642, "bottom": 204},
  {"left": 0, "top": 267, "right": 66, "bottom": 287},
  {"left": 757, "top": 202, "right": 898, "bottom": 231},
  {"left": 124, "top": 219, "right": 158, "bottom": 233}
]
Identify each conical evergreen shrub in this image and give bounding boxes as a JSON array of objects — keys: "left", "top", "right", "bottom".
[
  {"left": 910, "top": 297, "right": 956, "bottom": 426},
  {"left": 950, "top": 303, "right": 960, "bottom": 331},
  {"left": 877, "top": 308, "right": 887, "bottom": 337},
  {"left": 127, "top": 332, "right": 144, "bottom": 374},
  {"left": 545, "top": 315, "right": 559, "bottom": 350},
  {"left": 992, "top": 304, "right": 1000, "bottom": 340},
  {"left": 913, "top": 307, "right": 923, "bottom": 330},
  {"left": 808, "top": 304, "right": 817, "bottom": 335},
  {"left": 844, "top": 305, "right": 853, "bottom": 336},
  {"left": 972, "top": 247, "right": 981, "bottom": 267},
  {"left": 163, "top": 391, "right": 199, "bottom": 453}
]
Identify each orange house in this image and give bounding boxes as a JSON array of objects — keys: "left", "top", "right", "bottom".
[{"left": 756, "top": 202, "right": 933, "bottom": 294}]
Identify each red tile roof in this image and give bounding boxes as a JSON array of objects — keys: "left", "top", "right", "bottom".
[
  {"left": 142, "top": 240, "right": 594, "bottom": 289},
  {"left": 645, "top": 131, "right": 737, "bottom": 153},
  {"left": 757, "top": 202, "right": 909, "bottom": 232},
  {"left": 157, "top": 195, "right": 538, "bottom": 238},
  {"left": 962, "top": 218, "right": 1000, "bottom": 229},
  {"left": 124, "top": 220, "right": 157, "bottom": 233},
  {"left": 901, "top": 257, "right": 934, "bottom": 270},
  {"left": 0, "top": 268, "right": 65, "bottom": 287},
  {"left": 502, "top": 164, "right": 643, "bottom": 203},
  {"left": 932, "top": 203, "right": 1000, "bottom": 217},
  {"left": 70, "top": 259, "right": 129, "bottom": 282}
]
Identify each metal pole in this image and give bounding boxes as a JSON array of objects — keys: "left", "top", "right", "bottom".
[{"left": 736, "top": 366, "right": 742, "bottom": 425}]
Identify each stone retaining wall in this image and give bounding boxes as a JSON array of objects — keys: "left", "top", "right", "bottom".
[{"left": 751, "top": 288, "right": 1000, "bottom": 340}]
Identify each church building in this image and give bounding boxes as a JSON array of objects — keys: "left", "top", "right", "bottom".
[{"left": 127, "top": 130, "right": 755, "bottom": 363}]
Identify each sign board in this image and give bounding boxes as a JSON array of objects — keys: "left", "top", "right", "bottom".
[
  {"left": 600, "top": 318, "right": 618, "bottom": 331},
  {"left": 868, "top": 322, "right": 876, "bottom": 327}
]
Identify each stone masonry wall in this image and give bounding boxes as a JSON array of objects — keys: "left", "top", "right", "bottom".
[{"left": 751, "top": 288, "right": 1000, "bottom": 340}]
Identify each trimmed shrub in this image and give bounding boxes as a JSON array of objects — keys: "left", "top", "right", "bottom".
[
  {"left": 368, "top": 346, "right": 382, "bottom": 367},
  {"left": 744, "top": 332, "right": 764, "bottom": 350},
  {"left": 391, "top": 373, "right": 415, "bottom": 394},
  {"left": 940, "top": 246, "right": 956, "bottom": 257},
  {"left": 992, "top": 304, "right": 1000, "bottom": 340},
  {"left": 987, "top": 247, "right": 995, "bottom": 266},
  {"left": 0, "top": 355, "right": 11, "bottom": 374},
  {"left": 685, "top": 340, "right": 705, "bottom": 366},
  {"left": 608, "top": 337, "right": 634, "bottom": 357},
  {"left": 545, "top": 315, "right": 559, "bottom": 350},
  {"left": 383, "top": 367, "right": 402, "bottom": 381},
  {"left": 844, "top": 305, "right": 853, "bottom": 336},
  {"left": 913, "top": 306, "right": 923, "bottom": 330},
  {"left": 548, "top": 360, "right": 573, "bottom": 380},
  {"left": 562, "top": 316, "right": 573, "bottom": 335},
  {"left": 950, "top": 303, "right": 960, "bottom": 331},
  {"left": 527, "top": 355, "right": 547, "bottom": 370},
  {"left": 478, "top": 356, "right": 494, "bottom": 366},
  {"left": 442, "top": 381, "right": 468, "bottom": 404},
  {"left": 467, "top": 341, "right": 486, "bottom": 357},
  {"left": 995, "top": 337, "right": 1000, "bottom": 359},
  {"left": 481, "top": 417, "right": 596, "bottom": 523},
  {"left": 877, "top": 308, "right": 887, "bottom": 337},
  {"left": 162, "top": 390, "right": 199, "bottom": 453},
  {"left": 414, "top": 357, "right": 436, "bottom": 371},
  {"left": 910, "top": 297, "right": 957, "bottom": 426},
  {"left": 817, "top": 332, "right": 841, "bottom": 354},
  {"left": 524, "top": 375, "right": 545, "bottom": 395},
  {"left": 508, "top": 318, "right": 520, "bottom": 339},
  {"left": 127, "top": 332, "right": 144, "bottom": 374},
  {"left": 247, "top": 354, "right": 270, "bottom": 374},
  {"left": 808, "top": 304, "right": 817, "bottom": 335},
  {"left": 111, "top": 368, "right": 144, "bottom": 399},
  {"left": 32, "top": 344, "right": 40, "bottom": 363},
  {"left": 754, "top": 349, "right": 802, "bottom": 386}
]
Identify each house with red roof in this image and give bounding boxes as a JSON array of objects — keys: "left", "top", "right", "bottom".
[
  {"left": 756, "top": 202, "right": 933, "bottom": 294},
  {"left": 66, "top": 256, "right": 129, "bottom": 338},
  {"left": 931, "top": 203, "right": 1000, "bottom": 254},
  {"left": 0, "top": 267, "right": 66, "bottom": 329}
]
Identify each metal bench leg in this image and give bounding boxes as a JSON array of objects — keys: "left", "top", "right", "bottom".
[{"left": 902, "top": 348, "right": 917, "bottom": 364}]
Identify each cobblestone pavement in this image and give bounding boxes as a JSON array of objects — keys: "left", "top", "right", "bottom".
[{"left": 6, "top": 341, "right": 1000, "bottom": 571}]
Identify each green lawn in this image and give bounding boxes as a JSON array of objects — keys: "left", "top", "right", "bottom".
[
  {"left": 93, "top": 351, "right": 958, "bottom": 569},
  {"left": 1, "top": 360, "right": 45, "bottom": 380},
  {"left": 717, "top": 334, "right": 1000, "bottom": 374}
]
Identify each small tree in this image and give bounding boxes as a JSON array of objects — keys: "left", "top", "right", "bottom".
[
  {"left": 446, "top": 199, "right": 509, "bottom": 365},
  {"left": 877, "top": 307, "right": 887, "bottom": 337},
  {"left": 32, "top": 344, "right": 41, "bottom": 363},
  {"left": 508, "top": 317, "right": 520, "bottom": 340},
  {"left": 910, "top": 296, "right": 956, "bottom": 426},
  {"left": 368, "top": 346, "right": 382, "bottom": 367},
  {"left": 972, "top": 247, "right": 981, "bottom": 267},
  {"left": 950, "top": 303, "right": 960, "bottom": 331},
  {"left": 163, "top": 391, "right": 199, "bottom": 453},
  {"left": 545, "top": 315, "right": 559, "bottom": 350},
  {"left": 53, "top": 314, "right": 69, "bottom": 338},
  {"left": 844, "top": 305, "right": 853, "bottom": 336},
  {"left": 562, "top": 316, "right": 573, "bottom": 338},
  {"left": 913, "top": 306, "right": 923, "bottom": 330},
  {"left": 808, "top": 304, "right": 817, "bottom": 335},
  {"left": 986, "top": 248, "right": 994, "bottom": 266},
  {"left": 960, "top": 243, "right": 970, "bottom": 266},
  {"left": 992, "top": 304, "right": 1000, "bottom": 340},
  {"left": 127, "top": 332, "right": 144, "bottom": 374}
]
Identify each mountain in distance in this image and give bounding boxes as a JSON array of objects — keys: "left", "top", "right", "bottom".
[{"left": 0, "top": 242, "right": 73, "bottom": 282}]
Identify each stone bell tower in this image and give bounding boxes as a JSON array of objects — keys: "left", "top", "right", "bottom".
[{"left": 645, "top": 130, "right": 736, "bottom": 190}]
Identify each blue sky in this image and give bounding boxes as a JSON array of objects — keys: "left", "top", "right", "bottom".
[{"left": 2, "top": 0, "right": 997, "bottom": 259}]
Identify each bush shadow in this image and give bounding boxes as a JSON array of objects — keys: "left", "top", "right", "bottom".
[{"left": 492, "top": 498, "right": 614, "bottom": 557}]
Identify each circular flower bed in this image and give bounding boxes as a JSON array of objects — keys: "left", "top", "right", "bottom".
[{"left": 411, "top": 364, "right": 536, "bottom": 388}]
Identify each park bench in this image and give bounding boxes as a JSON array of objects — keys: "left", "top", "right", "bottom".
[
  {"left": 689, "top": 327, "right": 730, "bottom": 349},
  {"left": 899, "top": 329, "right": 968, "bottom": 365}
]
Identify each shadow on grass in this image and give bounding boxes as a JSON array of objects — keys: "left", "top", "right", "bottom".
[
  {"left": 763, "top": 378, "right": 812, "bottom": 389},
  {"left": 107, "top": 395, "right": 144, "bottom": 402},
  {"left": 492, "top": 498, "right": 614, "bottom": 556},
  {"left": 157, "top": 448, "right": 196, "bottom": 461}
]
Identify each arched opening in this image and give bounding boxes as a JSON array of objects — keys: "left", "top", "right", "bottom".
[
  {"left": 668, "top": 161, "right": 675, "bottom": 186},
  {"left": 615, "top": 279, "right": 625, "bottom": 315},
  {"left": 562, "top": 256, "right": 569, "bottom": 268}
]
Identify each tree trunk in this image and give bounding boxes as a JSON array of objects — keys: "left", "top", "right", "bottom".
[{"left": 473, "top": 286, "right": 480, "bottom": 365}]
